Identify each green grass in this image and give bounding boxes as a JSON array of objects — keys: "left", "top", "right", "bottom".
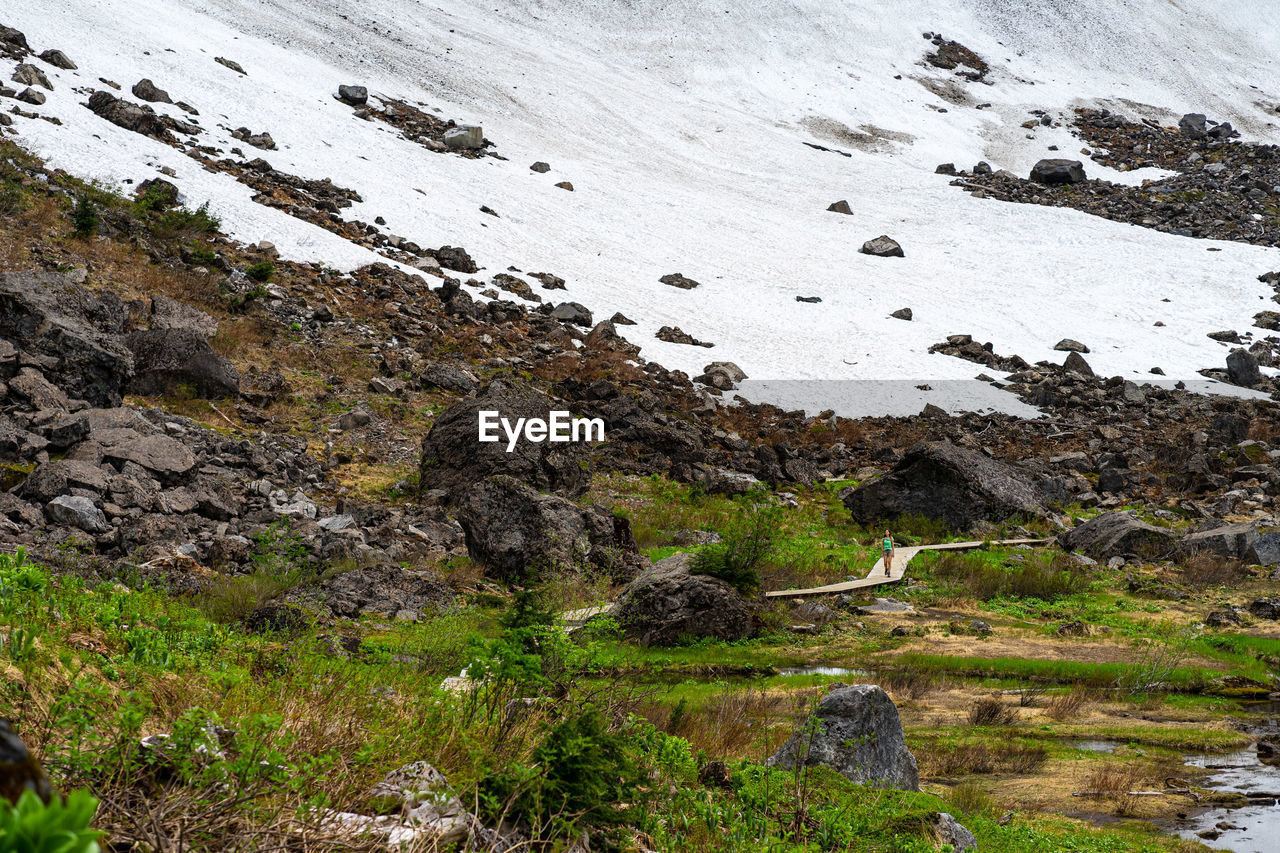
[{"left": 889, "top": 653, "right": 1215, "bottom": 691}]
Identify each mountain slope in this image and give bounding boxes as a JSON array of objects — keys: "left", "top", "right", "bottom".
[{"left": 5, "top": 0, "right": 1280, "bottom": 414}]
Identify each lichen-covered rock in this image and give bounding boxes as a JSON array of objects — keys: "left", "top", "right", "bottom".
[{"left": 766, "top": 684, "right": 919, "bottom": 791}]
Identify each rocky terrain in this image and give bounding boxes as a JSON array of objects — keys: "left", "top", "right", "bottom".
[{"left": 3, "top": 10, "right": 1280, "bottom": 853}]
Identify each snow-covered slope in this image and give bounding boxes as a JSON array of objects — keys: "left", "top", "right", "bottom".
[{"left": 6, "top": 0, "right": 1280, "bottom": 416}]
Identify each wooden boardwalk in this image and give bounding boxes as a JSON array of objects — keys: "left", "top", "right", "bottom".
[
  {"left": 762, "top": 538, "right": 1051, "bottom": 598},
  {"left": 562, "top": 538, "right": 1051, "bottom": 622}
]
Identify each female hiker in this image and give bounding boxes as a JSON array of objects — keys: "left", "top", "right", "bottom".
[{"left": 881, "top": 529, "right": 895, "bottom": 576}]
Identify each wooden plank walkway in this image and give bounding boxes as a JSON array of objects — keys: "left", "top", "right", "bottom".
[
  {"left": 562, "top": 538, "right": 1051, "bottom": 622},
  {"left": 762, "top": 538, "right": 1050, "bottom": 598}
]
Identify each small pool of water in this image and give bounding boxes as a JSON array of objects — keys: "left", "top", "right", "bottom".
[
  {"left": 776, "top": 666, "right": 873, "bottom": 678},
  {"left": 1174, "top": 749, "right": 1280, "bottom": 852},
  {"left": 1061, "top": 739, "right": 1120, "bottom": 754}
]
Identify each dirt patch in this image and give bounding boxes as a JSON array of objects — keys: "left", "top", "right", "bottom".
[
  {"left": 799, "top": 116, "right": 915, "bottom": 153},
  {"left": 887, "top": 633, "right": 1224, "bottom": 670}
]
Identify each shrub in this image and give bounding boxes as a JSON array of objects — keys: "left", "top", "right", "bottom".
[
  {"left": 0, "top": 790, "right": 103, "bottom": 853},
  {"left": 1044, "top": 686, "right": 1093, "bottom": 721},
  {"left": 481, "top": 708, "right": 645, "bottom": 835},
  {"left": 245, "top": 260, "right": 275, "bottom": 283},
  {"left": 189, "top": 246, "right": 218, "bottom": 267},
  {"left": 968, "top": 697, "right": 1018, "bottom": 726},
  {"left": 0, "top": 179, "right": 25, "bottom": 215},
  {"left": 690, "top": 501, "right": 781, "bottom": 594},
  {"left": 71, "top": 196, "right": 99, "bottom": 238},
  {"left": 151, "top": 202, "right": 220, "bottom": 240}
]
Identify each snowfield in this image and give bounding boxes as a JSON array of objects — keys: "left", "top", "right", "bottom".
[{"left": 6, "top": 0, "right": 1280, "bottom": 416}]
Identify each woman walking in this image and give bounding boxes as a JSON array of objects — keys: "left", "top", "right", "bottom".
[{"left": 881, "top": 529, "right": 895, "bottom": 577}]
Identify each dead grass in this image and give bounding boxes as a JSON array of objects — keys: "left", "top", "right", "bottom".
[
  {"left": 1083, "top": 763, "right": 1146, "bottom": 815},
  {"left": 1044, "top": 686, "right": 1094, "bottom": 721},
  {"left": 917, "top": 740, "right": 1048, "bottom": 776},
  {"left": 1177, "top": 550, "right": 1247, "bottom": 587},
  {"left": 968, "top": 696, "right": 1019, "bottom": 726},
  {"left": 638, "top": 687, "right": 820, "bottom": 760}
]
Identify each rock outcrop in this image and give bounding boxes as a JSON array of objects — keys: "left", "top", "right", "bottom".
[
  {"left": 125, "top": 329, "right": 239, "bottom": 399},
  {"left": 0, "top": 271, "right": 134, "bottom": 407},
  {"left": 842, "top": 441, "right": 1063, "bottom": 529}
]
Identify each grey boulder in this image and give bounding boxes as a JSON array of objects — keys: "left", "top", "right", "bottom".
[
  {"left": 456, "top": 475, "right": 643, "bottom": 583},
  {"left": 0, "top": 271, "right": 134, "bottom": 407},
  {"left": 611, "top": 552, "right": 753, "bottom": 646},
  {"left": 1057, "top": 511, "right": 1176, "bottom": 560},
  {"left": 1246, "top": 532, "right": 1280, "bottom": 566},
  {"left": 1179, "top": 113, "right": 1207, "bottom": 138},
  {"left": 766, "top": 684, "right": 919, "bottom": 791},
  {"left": 418, "top": 380, "right": 590, "bottom": 500},
  {"left": 125, "top": 328, "right": 239, "bottom": 399},
  {"left": 45, "top": 495, "right": 108, "bottom": 533},
  {"left": 337, "top": 84, "right": 368, "bottom": 105},
  {"left": 928, "top": 813, "right": 977, "bottom": 853},
  {"left": 1179, "top": 521, "right": 1258, "bottom": 560},
  {"left": 549, "top": 302, "right": 593, "bottom": 326},
  {"left": 131, "top": 78, "right": 172, "bottom": 103},
  {"left": 859, "top": 235, "right": 904, "bottom": 258},
  {"left": 1226, "top": 348, "right": 1262, "bottom": 388}
]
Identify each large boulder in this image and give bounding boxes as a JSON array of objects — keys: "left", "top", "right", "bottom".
[
  {"left": 418, "top": 380, "right": 591, "bottom": 500},
  {"left": 1057, "top": 511, "right": 1177, "bottom": 560},
  {"left": 610, "top": 552, "right": 754, "bottom": 646},
  {"left": 766, "top": 685, "right": 919, "bottom": 791},
  {"left": 17, "top": 459, "right": 110, "bottom": 503},
  {"left": 131, "top": 78, "right": 172, "bottom": 103},
  {"left": 1178, "top": 521, "right": 1258, "bottom": 560},
  {"left": 86, "top": 90, "right": 173, "bottom": 141},
  {"left": 928, "top": 813, "right": 976, "bottom": 853},
  {"left": 456, "top": 475, "right": 643, "bottom": 582},
  {"left": 1226, "top": 349, "right": 1262, "bottom": 388},
  {"left": 44, "top": 495, "right": 108, "bottom": 534},
  {"left": 1246, "top": 532, "right": 1280, "bottom": 566},
  {"left": 124, "top": 329, "right": 239, "bottom": 399},
  {"left": 842, "top": 441, "right": 1063, "bottom": 529},
  {"left": 99, "top": 431, "right": 197, "bottom": 482},
  {"left": 1030, "top": 159, "right": 1086, "bottom": 184},
  {"left": 859, "top": 235, "right": 904, "bottom": 258},
  {"left": 0, "top": 271, "right": 134, "bottom": 407},
  {"left": 1179, "top": 113, "right": 1208, "bottom": 138}
]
